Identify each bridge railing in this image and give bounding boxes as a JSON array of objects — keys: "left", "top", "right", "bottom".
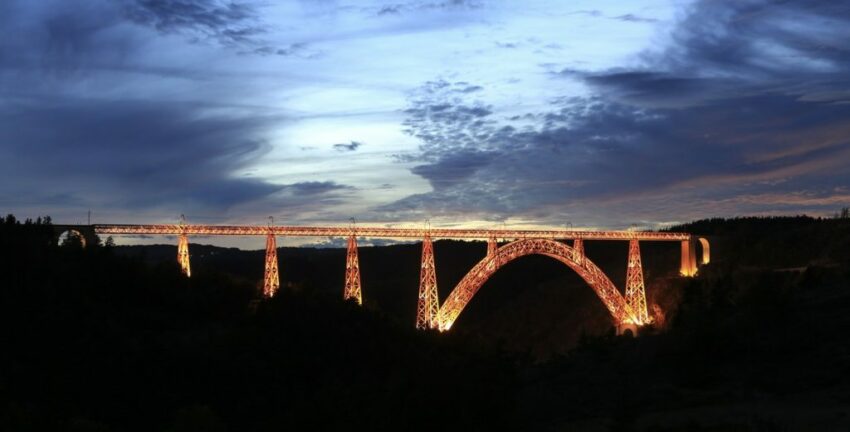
[{"left": 91, "top": 224, "right": 692, "bottom": 241}]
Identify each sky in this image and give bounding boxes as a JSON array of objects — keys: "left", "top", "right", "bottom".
[{"left": 2, "top": 0, "right": 850, "bottom": 247}]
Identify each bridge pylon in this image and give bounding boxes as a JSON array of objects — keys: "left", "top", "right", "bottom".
[
  {"left": 625, "top": 239, "right": 649, "bottom": 324},
  {"left": 263, "top": 233, "right": 280, "bottom": 297},
  {"left": 680, "top": 238, "right": 698, "bottom": 277},
  {"left": 344, "top": 234, "right": 362, "bottom": 305},
  {"left": 177, "top": 233, "right": 191, "bottom": 277},
  {"left": 416, "top": 234, "right": 440, "bottom": 329},
  {"left": 573, "top": 238, "right": 584, "bottom": 265},
  {"left": 487, "top": 235, "right": 497, "bottom": 258}
]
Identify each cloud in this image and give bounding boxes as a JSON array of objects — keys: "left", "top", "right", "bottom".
[
  {"left": 568, "top": 9, "right": 657, "bottom": 24},
  {"left": 0, "top": 96, "right": 286, "bottom": 213},
  {"left": 410, "top": 149, "right": 497, "bottom": 188},
  {"left": 496, "top": 42, "right": 518, "bottom": 49},
  {"left": 4, "top": 0, "right": 849, "bottom": 231},
  {"left": 377, "top": 5, "right": 402, "bottom": 16},
  {"left": 282, "top": 181, "right": 353, "bottom": 196},
  {"left": 304, "top": 236, "right": 413, "bottom": 248},
  {"left": 569, "top": 10, "right": 602, "bottom": 18},
  {"left": 333, "top": 141, "right": 363, "bottom": 152},
  {"left": 579, "top": 71, "right": 736, "bottom": 108},
  {"left": 381, "top": 0, "right": 850, "bottom": 226},
  {"left": 0, "top": 1, "right": 130, "bottom": 73},
  {"left": 371, "top": 0, "right": 483, "bottom": 16},
  {"left": 0, "top": 0, "right": 362, "bottom": 224},
  {"left": 613, "top": 14, "right": 658, "bottom": 23},
  {"left": 123, "top": 0, "right": 263, "bottom": 47}
]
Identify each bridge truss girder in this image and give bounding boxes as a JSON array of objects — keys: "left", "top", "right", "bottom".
[
  {"left": 344, "top": 235, "right": 363, "bottom": 305},
  {"left": 177, "top": 233, "right": 191, "bottom": 277},
  {"left": 263, "top": 233, "right": 280, "bottom": 298},
  {"left": 416, "top": 235, "right": 440, "bottom": 329},
  {"left": 435, "top": 238, "right": 644, "bottom": 331},
  {"left": 82, "top": 221, "right": 706, "bottom": 330}
]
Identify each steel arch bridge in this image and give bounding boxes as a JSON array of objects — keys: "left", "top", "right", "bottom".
[
  {"left": 52, "top": 220, "right": 710, "bottom": 332},
  {"left": 436, "top": 238, "right": 638, "bottom": 330}
]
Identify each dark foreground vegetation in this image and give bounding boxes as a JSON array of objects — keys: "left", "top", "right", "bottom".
[{"left": 2, "top": 214, "right": 850, "bottom": 431}]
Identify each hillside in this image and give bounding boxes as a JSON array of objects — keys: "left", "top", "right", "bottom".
[
  {"left": 115, "top": 237, "right": 685, "bottom": 358},
  {"left": 2, "top": 214, "right": 850, "bottom": 430}
]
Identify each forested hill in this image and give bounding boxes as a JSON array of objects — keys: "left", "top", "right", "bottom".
[
  {"left": 114, "top": 233, "right": 686, "bottom": 358},
  {"left": 102, "top": 214, "right": 850, "bottom": 357},
  {"left": 3, "top": 214, "right": 850, "bottom": 430},
  {"left": 669, "top": 215, "right": 850, "bottom": 268}
]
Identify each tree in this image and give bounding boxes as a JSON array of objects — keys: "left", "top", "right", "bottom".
[{"left": 60, "top": 231, "right": 84, "bottom": 249}]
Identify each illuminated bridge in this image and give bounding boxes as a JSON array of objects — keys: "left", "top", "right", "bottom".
[{"left": 53, "top": 221, "right": 710, "bottom": 332}]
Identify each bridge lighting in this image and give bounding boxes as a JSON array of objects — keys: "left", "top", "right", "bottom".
[
  {"left": 80, "top": 222, "right": 706, "bottom": 330},
  {"left": 344, "top": 234, "right": 362, "bottom": 305},
  {"left": 263, "top": 233, "right": 280, "bottom": 297}
]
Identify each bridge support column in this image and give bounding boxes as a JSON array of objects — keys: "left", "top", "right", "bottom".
[
  {"left": 263, "top": 233, "right": 280, "bottom": 297},
  {"left": 699, "top": 237, "right": 710, "bottom": 265},
  {"left": 416, "top": 234, "right": 440, "bottom": 330},
  {"left": 625, "top": 239, "right": 649, "bottom": 324},
  {"left": 344, "top": 235, "right": 362, "bottom": 305},
  {"left": 573, "top": 238, "right": 584, "bottom": 265},
  {"left": 487, "top": 235, "right": 497, "bottom": 258},
  {"left": 177, "top": 233, "right": 191, "bottom": 277},
  {"left": 680, "top": 238, "right": 698, "bottom": 277}
]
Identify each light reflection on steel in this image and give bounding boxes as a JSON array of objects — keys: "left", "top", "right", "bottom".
[
  {"left": 93, "top": 224, "right": 691, "bottom": 241},
  {"left": 680, "top": 239, "right": 698, "bottom": 276},
  {"left": 436, "top": 238, "right": 642, "bottom": 330},
  {"left": 486, "top": 235, "right": 497, "bottom": 257},
  {"left": 415, "top": 234, "right": 440, "bottom": 329},
  {"left": 699, "top": 237, "right": 711, "bottom": 264},
  {"left": 573, "top": 238, "right": 584, "bottom": 265},
  {"left": 344, "top": 235, "right": 362, "bottom": 305},
  {"left": 85, "top": 221, "right": 703, "bottom": 330},
  {"left": 625, "top": 239, "right": 649, "bottom": 324},
  {"left": 263, "top": 233, "right": 280, "bottom": 298},
  {"left": 177, "top": 233, "right": 191, "bottom": 277}
]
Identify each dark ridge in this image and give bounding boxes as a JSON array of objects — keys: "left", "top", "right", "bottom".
[{"left": 3, "top": 214, "right": 850, "bottom": 430}]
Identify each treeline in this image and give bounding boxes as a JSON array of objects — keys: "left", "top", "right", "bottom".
[
  {"left": 0, "top": 216, "right": 516, "bottom": 431},
  {"left": 516, "top": 215, "right": 850, "bottom": 429},
  {"left": 668, "top": 214, "right": 850, "bottom": 268},
  {"left": 3, "top": 214, "right": 850, "bottom": 430}
]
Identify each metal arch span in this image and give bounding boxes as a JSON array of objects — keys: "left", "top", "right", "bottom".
[{"left": 435, "top": 238, "right": 640, "bottom": 331}]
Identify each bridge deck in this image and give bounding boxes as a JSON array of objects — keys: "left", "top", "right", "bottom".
[{"left": 88, "top": 224, "right": 691, "bottom": 241}]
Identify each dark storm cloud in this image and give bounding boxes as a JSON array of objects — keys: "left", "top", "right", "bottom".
[
  {"left": 398, "top": 80, "right": 498, "bottom": 169},
  {"left": 282, "top": 182, "right": 353, "bottom": 196},
  {"left": 659, "top": 0, "right": 850, "bottom": 76},
  {"left": 583, "top": 0, "right": 850, "bottom": 107},
  {"left": 383, "top": 0, "right": 850, "bottom": 224},
  {"left": 570, "top": 71, "right": 743, "bottom": 108},
  {"left": 333, "top": 141, "right": 363, "bottom": 152},
  {"left": 123, "top": 0, "right": 263, "bottom": 47},
  {"left": 410, "top": 149, "right": 498, "bottom": 188},
  {"left": 0, "top": 1, "right": 131, "bottom": 72},
  {"left": 0, "top": 97, "right": 285, "bottom": 211},
  {"left": 0, "top": 0, "right": 359, "bottom": 222}
]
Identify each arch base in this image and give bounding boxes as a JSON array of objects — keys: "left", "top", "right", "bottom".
[{"left": 616, "top": 322, "right": 640, "bottom": 336}]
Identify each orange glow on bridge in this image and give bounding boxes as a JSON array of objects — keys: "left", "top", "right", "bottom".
[
  {"left": 53, "top": 222, "right": 708, "bottom": 332},
  {"left": 92, "top": 224, "right": 691, "bottom": 241}
]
